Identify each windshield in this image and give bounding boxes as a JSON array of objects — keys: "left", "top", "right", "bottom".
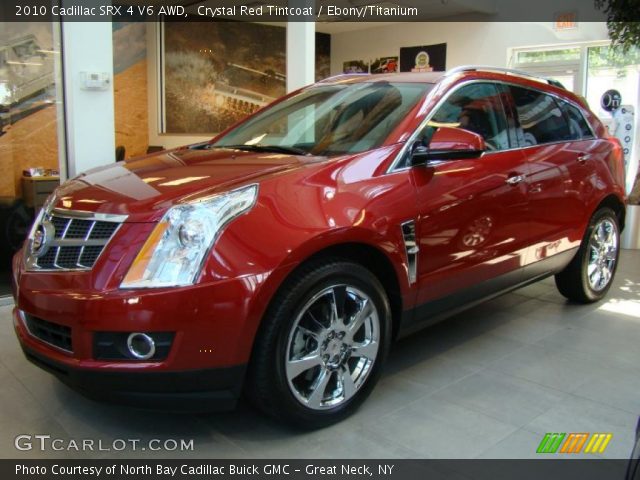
[{"left": 211, "top": 82, "right": 431, "bottom": 156}]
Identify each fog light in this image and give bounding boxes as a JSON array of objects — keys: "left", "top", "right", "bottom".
[{"left": 126, "top": 333, "right": 156, "bottom": 360}]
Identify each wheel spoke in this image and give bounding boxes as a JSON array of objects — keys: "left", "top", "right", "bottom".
[
  {"left": 329, "top": 286, "right": 347, "bottom": 325},
  {"left": 338, "top": 366, "right": 357, "bottom": 400},
  {"left": 601, "top": 266, "right": 611, "bottom": 287},
  {"left": 351, "top": 340, "right": 378, "bottom": 360},
  {"left": 296, "top": 325, "right": 321, "bottom": 341},
  {"left": 306, "top": 310, "right": 328, "bottom": 332},
  {"left": 287, "top": 352, "right": 322, "bottom": 379},
  {"left": 307, "top": 368, "right": 332, "bottom": 408},
  {"left": 346, "top": 298, "right": 373, "bottom": 339}
]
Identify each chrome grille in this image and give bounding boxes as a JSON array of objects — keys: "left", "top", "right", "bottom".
[{"left": 25, "top": 209, "right": 127, "bottom": 272}]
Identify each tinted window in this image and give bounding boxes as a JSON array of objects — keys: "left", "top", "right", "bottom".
[
  {"left": 213, "top": 82, "right": 430, "bottom": 156},
  {"left": 418, "top": 83, "right": 510, "bottom": 151},
  {"left": 559, "top": 100, "right": 594, "bottom": 140},
  {"left": 509, "top": 86, "right": 572, "bottom": 146}
]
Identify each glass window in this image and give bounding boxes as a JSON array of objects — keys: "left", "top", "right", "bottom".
[
  {"left": 417, "top": 82, "right": 510, "bottom": 151},
  {"left": 516, "top": 48, "right": 581, "bottom": 65},
  {"left": 213, "top": 82, "right": 431, "bottom": 156},
  {"left": 0, "top": 23, "right": 65, "bottom": 298},
  {"left": 509, "top": 86, "right": 571, "bottom": 146},
  {"left": 559, "top": 100, "right": 594, "bottom": 140},
  {"left": 586, "top": 45, "right": 640, "bottom": 119}
]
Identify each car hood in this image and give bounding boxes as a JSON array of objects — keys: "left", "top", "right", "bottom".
[{"left": 50, "top": 146, "right": 313, "bottom": 222}]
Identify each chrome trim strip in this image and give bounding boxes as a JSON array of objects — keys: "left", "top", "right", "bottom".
[
  {"left": 401, "top": 220, "right": 419, "bottom": 285},
  {"left": 445, "top": 65, "right": 555, "bottom": 86},
  {"left": 387, "top": 78, "right": 597, "bottom": 173},
  {"left": 51, "top": 208, "right": 129, "bottom": 223},
  {"left": 19, "top": 310, "right": 73, "bottom": 355}
]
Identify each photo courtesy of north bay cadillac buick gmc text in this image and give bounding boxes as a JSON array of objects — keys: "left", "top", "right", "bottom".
[{"left": 12, "top": 66, "right": 626, "bottom": 429}]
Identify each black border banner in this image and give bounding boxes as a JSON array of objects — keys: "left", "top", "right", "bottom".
[
  {"left": 3, "top": 459, "right": 635, "bottom": 480},
  {"left": 1, "top": 0, "right": 635, "bottom": 22}
]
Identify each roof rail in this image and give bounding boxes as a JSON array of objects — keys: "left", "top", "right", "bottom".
[{"left": 445, "top": 65, "right": 566, "bottom": 89}]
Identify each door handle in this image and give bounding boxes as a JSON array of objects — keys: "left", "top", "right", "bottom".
[
  {"left": 505, "top": 174, "right": 526, "bottom": 186},
  {"left": 577, "top": 154, "right": 592, "bottom": 163}
]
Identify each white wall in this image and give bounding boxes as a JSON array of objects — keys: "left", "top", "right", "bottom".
[{"left": 330, "top": 22, "right": 609, "bottom": 74}]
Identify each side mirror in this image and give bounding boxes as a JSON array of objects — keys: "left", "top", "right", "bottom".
[{"left": 411, "top": 127, "right": 486, "bottom": 166}]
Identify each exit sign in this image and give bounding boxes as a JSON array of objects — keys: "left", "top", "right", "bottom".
[{"left": 554, "top": 12, "right": 578, "bottom": 30}]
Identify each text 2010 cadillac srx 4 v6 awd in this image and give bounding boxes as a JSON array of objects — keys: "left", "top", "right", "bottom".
[{"left": 12, "top": 67, "right": 626, "bottom": 428}]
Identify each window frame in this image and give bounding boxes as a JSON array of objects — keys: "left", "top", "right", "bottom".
[{"left": 387, "top": 78, "right": 598, "bottom": 172}]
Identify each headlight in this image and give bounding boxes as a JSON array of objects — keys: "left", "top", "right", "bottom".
[{"left": 120, "top": 184, "right": 258, "bottom": 288}]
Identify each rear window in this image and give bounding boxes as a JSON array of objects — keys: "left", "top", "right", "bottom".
[
  {"left": 509, "top": 85, "right": 572, "bottom": 146},
  {"left": 558, "top": 100, "right": 594, "bottom": 140}
]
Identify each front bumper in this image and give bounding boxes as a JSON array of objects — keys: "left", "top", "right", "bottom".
[
  {"left": 11, "top": 248, "right": 283, "bottom": 411},
  {"left": 20, "top": 340, "right": 245, "bottom": 412}
]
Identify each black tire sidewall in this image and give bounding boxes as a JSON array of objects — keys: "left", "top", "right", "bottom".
[{"left": 261, "top": 261, "right": 391, "bottom": 428}]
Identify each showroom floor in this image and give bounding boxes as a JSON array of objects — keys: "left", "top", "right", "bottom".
[{"left": 0, "top": 251, "right": 638, "bottom": 460}]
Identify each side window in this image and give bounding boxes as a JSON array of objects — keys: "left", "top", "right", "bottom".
[
  {"left": 559, "top": 100, "right": 594, "bottom": 140},
  {"left": 417, "top": 83, "right": 510, "bottom": 152},
  {"left": 509, "top": 86, "right": 572, "bottom": 146}
]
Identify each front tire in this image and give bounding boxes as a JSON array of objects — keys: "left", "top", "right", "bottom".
[
  {"left": 555, "top": 207, "right": 620, "bottom": 303},
  {"left": 247, "top": 260, "right": 391, "bottom": 429}
]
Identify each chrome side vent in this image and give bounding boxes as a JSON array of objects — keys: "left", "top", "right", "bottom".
[{"left": 401, "top": 220, "right": 419, "bottom": 285}]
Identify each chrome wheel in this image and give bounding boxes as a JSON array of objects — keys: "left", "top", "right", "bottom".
[
  {"left": 587, "top": 218, "right": 618, "bottom": 292},
  {"left": 285, "top": 284, "right": 380, "bottom": 410}
]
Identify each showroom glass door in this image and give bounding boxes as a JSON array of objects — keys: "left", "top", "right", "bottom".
[{"left": 0, "top": 21, "right": 65, "bottom": 300}]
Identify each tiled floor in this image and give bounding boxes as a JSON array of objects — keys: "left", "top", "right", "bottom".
[{"left": 0, "top": 251, "right": 638, "bottom": 459}]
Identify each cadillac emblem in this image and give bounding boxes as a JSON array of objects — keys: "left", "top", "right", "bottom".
[{"left": 30, "top": 218, "right": 54, "bottom": 258}]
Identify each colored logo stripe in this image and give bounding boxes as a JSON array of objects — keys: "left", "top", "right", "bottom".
[
  {"left": 584, "top": 433, "right": 613, "bottom": 454},
  {"left": 537, "top": 433, "right": 613, "bottom": 454},
  {"left": 537, "top": 433, "right": 566, "bottom": 453},
  {"left": 560, "top": 433, "right": 589, "bottom": 453}
]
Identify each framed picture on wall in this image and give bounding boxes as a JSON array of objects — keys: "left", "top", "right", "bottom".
[
  {"left": 370, "top": 56, "right": 398, "bottom": 74},
  {"left": 400, "top": 43, "right": 447, "bottom": 72},
  {"left": 343, "top": 60, "right": 369, "bottom": 74},
  {"left": 160, "top": 23, "right": 331, "bottom": 135}
]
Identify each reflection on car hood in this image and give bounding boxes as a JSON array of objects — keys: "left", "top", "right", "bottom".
[{"left": 49, "top": 146, "right": 311, "bottom": 222}]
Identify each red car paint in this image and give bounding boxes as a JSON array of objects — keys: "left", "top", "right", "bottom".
[{"left": 12, "top": 70, "right": 626, "bottom": 409}]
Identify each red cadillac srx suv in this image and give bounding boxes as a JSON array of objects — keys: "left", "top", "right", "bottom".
[{"left": 12, "top": 66, "right": 626, "bottom": 428}]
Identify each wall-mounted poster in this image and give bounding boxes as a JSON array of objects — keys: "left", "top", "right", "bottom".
[
  {"left": 163, "top": 23, "right": 331, "bottom": 134},
  {"left": 370, "top": 56, "right": 398, "bottom": 74},
  {"left": 400, "top": 43, "right": 447, "bottom": 72},
  {"left": 343, "top": 60, "right": 368, "bottom": 74}
]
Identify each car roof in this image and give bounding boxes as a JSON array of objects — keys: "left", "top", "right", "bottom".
[
  {"left": 316, "top": 69, "right": 587, "bottom": 109},
  {"left": 318, "top": 72, "right": 446, "bottom": 84}
]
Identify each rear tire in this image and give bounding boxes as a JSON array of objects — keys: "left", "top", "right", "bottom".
[
  {"left": 555, "top": 208, "right": 620, "bottom": 303},
  {"left": 246, "top": 259, "right": 391, "bottom": 429}
]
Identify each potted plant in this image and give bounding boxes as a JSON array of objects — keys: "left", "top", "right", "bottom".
[{"left": 596, "top": 1, "right": 640, "bottom": 248}]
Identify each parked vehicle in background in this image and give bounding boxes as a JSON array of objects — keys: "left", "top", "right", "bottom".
[{"left": 12, "top": 66, "right": 626, "bottom": 428}]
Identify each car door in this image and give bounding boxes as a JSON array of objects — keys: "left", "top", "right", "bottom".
[
  {"left": 507, "top": 85, "right": 593, "bottom": 273},
  {"left": 408, "top": 82, "right": 530, "bottom": 320}
]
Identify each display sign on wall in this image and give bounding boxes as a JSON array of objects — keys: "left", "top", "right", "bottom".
[{"left": 400, "top": 43, "right": 447, "bottom": 72}]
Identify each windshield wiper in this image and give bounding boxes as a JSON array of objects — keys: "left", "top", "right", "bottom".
[{"left": 210, "top": 144, "right": 311, "bottom": 156}]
